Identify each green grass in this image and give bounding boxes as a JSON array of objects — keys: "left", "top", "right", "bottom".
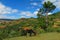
[{"left": 4, "top": 32, "right": 60, "bottom": 40}]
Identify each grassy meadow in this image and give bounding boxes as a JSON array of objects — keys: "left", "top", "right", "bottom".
[
  {"left": 4, "top": 32, "right": 60, "bottom": 40},
  {"left": 0, "top": 1, "right": 60, "bottom": 40}
]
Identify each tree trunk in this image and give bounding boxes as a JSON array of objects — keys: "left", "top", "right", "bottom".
[{"left": 45, "top": 12, "right": 48, "bottom": 28}]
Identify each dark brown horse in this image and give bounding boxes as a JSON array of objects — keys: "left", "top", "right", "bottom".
[{"left": 19, "top": 27, "right": 36, "bottom": 36}]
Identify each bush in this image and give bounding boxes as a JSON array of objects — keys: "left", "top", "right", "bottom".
[
  {"left": 39, "top": 29, "right": 46, "bottom": 33},
  {"left": 46, "top": 27, "right": 60, "bottom": 32},
  {"left": 0, "top": 29, "right": 9, "bottom": 40},
  {"left": 0, "top": 37, "right": 3, "bottom": 40},
  {"left": 36, "top": 28, "right": 45, "bottom": 34},
  {"left": 46, "top": 27, "right": 56, "bottom": 32},
  {"left": 8, "top": 30, "right": 21, "bottom": 38},
  {"left": 56, "top": 28, "right": 60, "bottom": 32}
]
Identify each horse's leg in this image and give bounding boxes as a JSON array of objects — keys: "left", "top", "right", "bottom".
[
  {"left": 28, "top": 30, "right": 32, "bottom": 36},
  {"left": 29, "top": 32, "right": 32, "bottom": 36},
  {"left": 28, "top": 29, "right": 36, "bottom": 36},
  {"left": 32, "top": 30, "right": 36, "bottom": 36},
  {"left": 33, "top": 32, "right": 36, "bottom": 36}
]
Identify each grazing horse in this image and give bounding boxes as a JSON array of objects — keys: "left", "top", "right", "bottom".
[
  {"left": 19, "top": 27, "right": 36, "bottom": 36},
  {"left": 26, "top": 29, "right": 36, "bottom": 36}
]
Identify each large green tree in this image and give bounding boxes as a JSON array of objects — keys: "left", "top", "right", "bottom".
[{"left": 37, "top": 1, "right": 56, "bottom": 30}]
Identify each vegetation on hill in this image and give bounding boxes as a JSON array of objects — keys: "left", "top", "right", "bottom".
[{"left": 0, "top": 1, "right": 60, "bottom": 40}]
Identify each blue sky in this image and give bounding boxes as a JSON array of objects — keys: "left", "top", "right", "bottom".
[{"left": 0, "top": 0, "right": 60, "bottom": 19}]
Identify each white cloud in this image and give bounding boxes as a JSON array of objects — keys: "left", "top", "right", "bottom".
[
  {"left": 43, "top": 0, "right": 56, "bottom": 3},
  {"left": 54, "top": 2, "right": 60, "bottom": 8},
  {"left": 48, "top": 13, "right": 52, "bottom": 15},
  {"left": 0, "top": 3, "right": 19, "bottom": 19},
  {"left": 20, "top": 11, "right": 33, "bottom": 17},
  {"left": 42, "top": 0, "right": 56, "bottom": 4},
  {"left": 20, "top": 16, "right": 26, "bottom": 18},
  {"left": 33, "top": 11, "right": 38, "bottom": 15},
  {"left": 31, "top": 2, "right": 38, "bottom": 6},
  {"left": 56, "top": 0, "right": 60, "bottom": 2},
  {"left": 0, "top": 15, "right": 16, "bottom": 19},
  {"left": 0, "top": 3, "right": 18, "bottom": 14},
  {"left": 19, "top": 11, "right": 38, "bottom": 18},
  {"left": 0, "top": 3, "right": 37, "bottom": 19},
  {"left": 33, "top": 8, "right": 40, "bottom": 16},
  {"left": 12, "top": 9, "right": 18, "bottom": 13}
]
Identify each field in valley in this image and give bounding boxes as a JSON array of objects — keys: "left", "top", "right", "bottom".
[{"left": 4, "top": 32, "right": 60, "bottom": 40}]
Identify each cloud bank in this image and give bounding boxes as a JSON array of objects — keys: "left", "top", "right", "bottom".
[{"left": 0, "top": 0, "right": 60, "bottom": 19}]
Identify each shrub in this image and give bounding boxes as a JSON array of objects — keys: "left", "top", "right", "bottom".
[
  {"left": 8, "top": 30, "right": 21, "bottom": 38},
  {"left": 46, "top": 27, "right": 60, "bottom": 32},
  {"left": 39, "top": 29, "right": 46, "bottom": 33},
  {"left": 0, "top": 37, "right": 3, "bottom": 40},
  {"left": 56, "top": 28, "right": 60, "bottom": 32},
  {"left": 36, "top": 28, "right": 45, "bottom": 34},
  {"left": 0, "top": 29, "right": 9, "bottom": 40},
  {"left": 46, "top": 27, "right": 56, "bottom": 32}
]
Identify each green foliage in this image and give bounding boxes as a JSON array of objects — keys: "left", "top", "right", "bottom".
[
  {"left": 37, "top": 29, "right": 45, "bottom": 34},
  {"left": 0, "top": 29, "right": 9, "bottom": 40},
  {"left": 43, "top": 1, "right": 56, "bottom": 12},
  {"left": 0, "top": 37, "right": 3, "bottom": 40},
  {"left": 46, "top": 27, "right": 60, "bottom": 32},
  {"left": 37, "top": 1, "right": 56, "bottom": 30},
  {"left": 0, "top": 12, "right": 59, "bottom": 39},
  {"left": 56, "top": 28, "right": 60, "bottom": 32},
  {"left": 46, "top": 27, "right": 56, "bottom": 32},
  {"left": 8, "top": 30, "right": 20, "bottom": 38},
  {"left": 51, "top": 12, "right": 60, "bottom": 19},
  {"left": 0, "top": 8, "right": 60, "bottom": 40}
]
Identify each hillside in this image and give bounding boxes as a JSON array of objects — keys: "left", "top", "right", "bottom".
[
  {"left": 51, "top": 12, "right": 60, "bottom": 27},
  {"left": 0, "top": 12, "right": 60, "bottom": 28},
  {"left": 9, "top": 12, "right": 60, "bottom": 28}
]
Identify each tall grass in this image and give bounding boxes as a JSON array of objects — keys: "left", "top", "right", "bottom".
[{"left": 4, "top": 32, "right": 60, "bottom": 40}]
